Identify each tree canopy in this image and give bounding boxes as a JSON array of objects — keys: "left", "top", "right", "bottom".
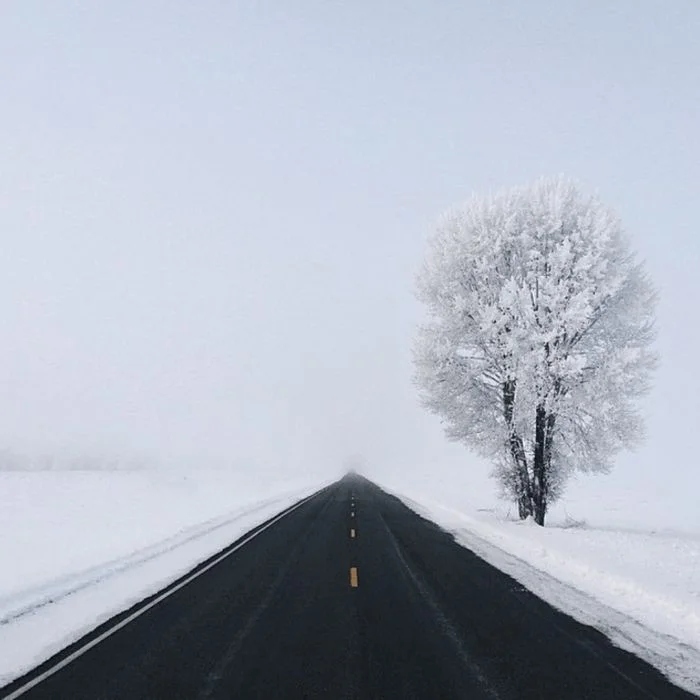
[{"left": 415, "top": 177, "right": 657, "bottom": 524}]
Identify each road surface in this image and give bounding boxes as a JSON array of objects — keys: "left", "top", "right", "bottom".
[{"left": 1, "top": 476, "right": 695, "bottom": 699}]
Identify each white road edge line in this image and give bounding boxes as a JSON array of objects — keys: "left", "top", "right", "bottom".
[{"left": 1, "top": 488, "right": 325, "bottom": 700}]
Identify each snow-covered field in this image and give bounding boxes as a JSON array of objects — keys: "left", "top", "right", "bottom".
[
  {"left": 0, "top": 469, "right": 327, "bottom": 687},
  {"left": 3, "top": 464, "right": 698, "bottom": 694},
  {"left": 378, "top": 466, "right": 700, "bottom": 695}
]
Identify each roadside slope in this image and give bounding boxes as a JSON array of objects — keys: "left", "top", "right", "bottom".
[
  {"left": 379, "top": 481, "right": 700, "bottom": 697},
  {"left": 0, "top": 469, "right": 326, "bottom": 686}
]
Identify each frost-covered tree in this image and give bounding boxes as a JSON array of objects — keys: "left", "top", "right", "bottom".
[{"left": 415, "top": 177, "right": 656, "bottom": 525}]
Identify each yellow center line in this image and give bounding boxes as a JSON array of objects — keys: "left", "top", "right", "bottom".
[{"left": 350, "top": 566, "right": 359, "bottom": 588}]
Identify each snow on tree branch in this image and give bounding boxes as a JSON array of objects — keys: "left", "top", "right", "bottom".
[{"left": 414, "top": 176, "right": 657, "bottom": 525}]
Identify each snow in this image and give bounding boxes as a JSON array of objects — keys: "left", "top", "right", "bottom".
[
  {"left": 3, "top": 464, "right": 698, "bottom": 695},
  {"left": 415, "top": 177, "right": 657, "bottom": 513},
  {"left": 0, "top": 469, "right": 326, "bottom": 687},
  {"left": 378, "top": 467, "right": 700, "bottom": 695}
]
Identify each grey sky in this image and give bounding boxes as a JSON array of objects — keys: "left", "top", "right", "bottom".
[{"left": 0, "top": 3, "right": 698, "bottom": 492}]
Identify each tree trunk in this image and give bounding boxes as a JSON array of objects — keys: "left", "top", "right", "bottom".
[
  {"left": 532, "top": 404, "right": 556, "bottom": 526},
  {"left": 532, "top": 403, "right": 548, "bottom": 526},
  {"left": 503, "top": 379, "right": 533, "bottom": 519},
  {"left": 517, "top": 493, "right": 531, "bottom": 520}
]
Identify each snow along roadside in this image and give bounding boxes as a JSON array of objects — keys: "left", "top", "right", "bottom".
[
  {"left": 387, "top": 489, "right": 700, "bottom": 697},
  {"left": 0, "top": 484, "right": 325, "bottom": 687}
]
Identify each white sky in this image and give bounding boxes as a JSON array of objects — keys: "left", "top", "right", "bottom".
[{"left": 0, "top": 3, "right": 698, "bottom": 500}]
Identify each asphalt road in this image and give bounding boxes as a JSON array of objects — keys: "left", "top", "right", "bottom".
[{"left": 1, "top": 476, "right": 695, "bottom": 699}]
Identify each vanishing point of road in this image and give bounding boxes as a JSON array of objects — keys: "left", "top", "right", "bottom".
[{"left": 1, "top": 476, "right": 694, "bottom": 699}]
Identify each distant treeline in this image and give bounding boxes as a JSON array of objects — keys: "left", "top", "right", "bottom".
[{"left": 0, "top": 450, "right": 149, "bottom": 471}]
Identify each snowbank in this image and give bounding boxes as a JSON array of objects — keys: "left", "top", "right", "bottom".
[
  {"left": 378, "top": 474, "right": 700, "bottom": 696},
  {"left": 0, "top": 469, "right": 326, "bottom": 686}
]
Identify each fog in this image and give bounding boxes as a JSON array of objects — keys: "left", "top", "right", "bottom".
[{"left": 1, "top": 3, "right": 698, "bottom": 495}]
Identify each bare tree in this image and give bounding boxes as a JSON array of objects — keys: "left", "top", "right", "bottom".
[{"left": 415, "top": 177, "right": 657, "bottom": 525}]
